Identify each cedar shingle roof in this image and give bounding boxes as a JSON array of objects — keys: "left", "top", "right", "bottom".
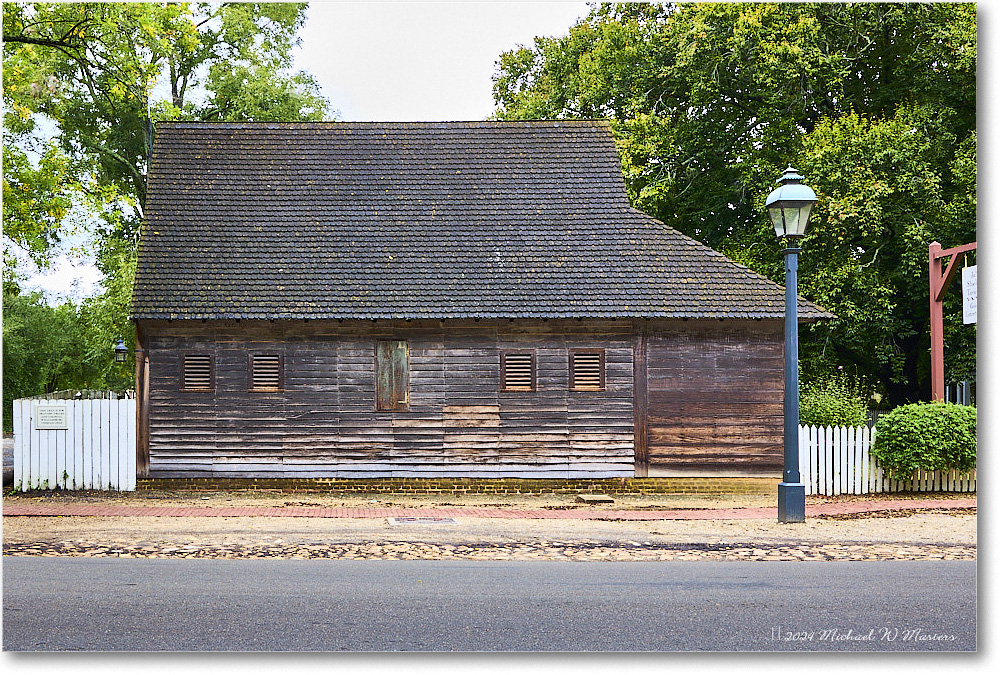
[{"left": 132, "top": 121, "right": 832, "bottom": 321}]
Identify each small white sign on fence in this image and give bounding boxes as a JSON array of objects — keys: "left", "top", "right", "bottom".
[{"left": 34, "top": 405, "right": 69, "bottom": 430}]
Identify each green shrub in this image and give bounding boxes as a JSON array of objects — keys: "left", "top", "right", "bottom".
[
  {"left": 799, "top": 376, "right": 869, "bottom": 427},
  {"left": 871, "top": 402, "right": 976, "bottom": 480}
]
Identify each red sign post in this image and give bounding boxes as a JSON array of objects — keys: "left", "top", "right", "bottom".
[{"left": 929, "top": 241, "right": 977, "bottom": 401}]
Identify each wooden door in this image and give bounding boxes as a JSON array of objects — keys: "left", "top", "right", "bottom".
[{"left": 375, "top": 340, "right": 409, "bottom": 411}]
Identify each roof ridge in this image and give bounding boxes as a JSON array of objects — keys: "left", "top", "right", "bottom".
[{"left": 155, "top": 119, "right": 612, "bottom": 128}]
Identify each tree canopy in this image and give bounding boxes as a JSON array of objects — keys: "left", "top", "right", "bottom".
[{"left": 493, "top": 2, "right": 976, "bottom": 405}]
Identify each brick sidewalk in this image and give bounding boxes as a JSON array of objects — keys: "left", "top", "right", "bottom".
[{"left": 2, "top": 498, "right": 975, "bottom": 520}]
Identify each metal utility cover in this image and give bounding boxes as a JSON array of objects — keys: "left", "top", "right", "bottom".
[
  {"left": 576, "top": 494, "right": 615, "bottom": 504},
  {"left": 387, "top": 517, "right": 457, "bottom": 526}
]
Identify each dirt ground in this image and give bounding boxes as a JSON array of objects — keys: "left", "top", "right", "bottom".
[{"left": 2, "top": 489, "right": 977, "bottom": 556}]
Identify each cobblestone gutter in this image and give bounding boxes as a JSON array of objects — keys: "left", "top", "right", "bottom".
[{"left": 2, "top": 540, "right": 976, "bottom": 562}]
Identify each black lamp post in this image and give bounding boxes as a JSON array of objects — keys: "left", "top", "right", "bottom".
[{"left": 765, "top": 167, "right": 817, "bottom": 524}]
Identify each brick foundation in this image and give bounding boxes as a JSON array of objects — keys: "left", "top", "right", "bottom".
[{"left": 137, "top": 477, "right": 779, "bottom": 496}]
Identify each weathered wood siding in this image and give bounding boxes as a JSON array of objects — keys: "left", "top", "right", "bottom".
[
  {"left": 142, "top": 320, "right": 635, "bottom": 478},
  {"left": 644, "top": 320, "right": 784, "bottom": 475}
]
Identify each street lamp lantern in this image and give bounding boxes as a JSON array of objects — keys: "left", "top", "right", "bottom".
[
  {"left": 769, "top": 166, "right": 817, "bottom": 524},
  {"left": 766, "top": 167, "right": 816, "bottom": 239},
  {"left": 114, "top": 338, "right": 128, "bottom": 363}
]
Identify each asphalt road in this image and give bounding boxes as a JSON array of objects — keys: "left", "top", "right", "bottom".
[{"left": 3, "top": 558, "right": 976, "bottom": 651}]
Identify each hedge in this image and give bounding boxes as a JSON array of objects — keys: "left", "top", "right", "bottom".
[
  {"left": 871, "top": 402, "right": 976, "bottom": 480},
  {"left": 799, "top": 376, "right": 869, "bottom": 427}
]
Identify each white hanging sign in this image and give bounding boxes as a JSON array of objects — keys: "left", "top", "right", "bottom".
[{"left": 963, "top": 265, "right": 977, "bottom": 324}]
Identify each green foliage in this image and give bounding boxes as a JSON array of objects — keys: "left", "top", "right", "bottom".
[
  {"left": 79, "top": 243, "right": 137, "bottom": 393},
  {"left": 493, "top": 2, "right": 976, "bottom": 405},
  {"left": 799, "top": 373, "right": 870, "bottom": 428},
  {"left": 797, "top": 103, "right": 976, "bottom": 403},
  {"left": 202, "top": 65, "right": 328, "bottom": 122},
  {"left": 1, "top": 139, "right": 80, "bottom": 266},
  {"left": 3, "top": 289, "right": 81, "bottom": 430},
  {"left": 871, "top": 402, "right": 976, "bottom": 480}
]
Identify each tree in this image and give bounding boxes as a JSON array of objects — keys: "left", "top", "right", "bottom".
[
  {"left": 2, "top": 123, "right": 80, "bottom": 268},
  {"left": 2, "top": 288, "right": 85, "bottom": 430},
  {"left": 493, "top": 2, "right": 976, "bottom": 405},
  {"left": 797, "top": 105, "right": 975, "bottom": 405},
  {"left": 494, "top": 3, "right": 845, "bottom": 246}
]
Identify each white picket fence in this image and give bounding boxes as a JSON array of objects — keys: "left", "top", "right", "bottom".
[
  {"left": 12, "top": 398, "right": 136, "bottom": 491},
  {"left": 798, "top": 424, "right": 976, "bottom": 495}
]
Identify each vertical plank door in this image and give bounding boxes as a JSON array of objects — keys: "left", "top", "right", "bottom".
[{"left": 376, "top": 340, "right": 409, "bottom": 411}]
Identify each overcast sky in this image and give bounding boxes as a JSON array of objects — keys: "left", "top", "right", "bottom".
[
  {"left": 19, "top": 0, "right": 592, "bottom": 301},
  {"left": 297, "top": 1, "right": 591, "bottom": 121}
]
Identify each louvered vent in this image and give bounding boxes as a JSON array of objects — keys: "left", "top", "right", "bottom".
[
  {"left": 251, "top": 353, "right": 282, "bottom": 390},
  {"left": 572, "top": 351, "right": 604, "bottom": 390},
  {"left": 183, "top": 354, "right": 213, "bottom": 390},
  {"left": 503, "top": 353, "right": 534, "bottom": 391}
]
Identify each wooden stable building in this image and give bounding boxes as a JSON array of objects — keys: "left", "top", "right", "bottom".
[{"left": 131, "top": 121, "right": 830, "bottom": 479}]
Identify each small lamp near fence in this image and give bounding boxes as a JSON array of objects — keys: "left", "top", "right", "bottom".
[{"left": 766, "top": 166, "right": 817, "bottom": 523}]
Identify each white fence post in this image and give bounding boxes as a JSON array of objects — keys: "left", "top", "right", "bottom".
[
  {"left": 100, "top": 398, "right": 111, "bottom": 490},
  {"left": 82, "top": 399, "right": 94, "bottom": 489},
  {"left": 125, "top": 398, "right": 137, "bottom": 491},
  {"left": 798, "top": 425, "right": 811, "bottom": 495},
  {"left": 860, "top": 426, "right": 871, "bottom": 494},
  {"left": 796, "top": 423, "right": 975, "bottom": 496},
  {"left": 826, "top": 425, "right": 837, "bottom": 495},
  {"left": 72, "top": 399, "right": 83, "bottom": 489},
  {"left": 14, "top": 399, "right": 27, "bottom": 490},
  {"left": 847, "top": 426, "right": 858, "bottom": 494},
  {"left": 12, "top": 396, "right": 136, "bottom": 492}
]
